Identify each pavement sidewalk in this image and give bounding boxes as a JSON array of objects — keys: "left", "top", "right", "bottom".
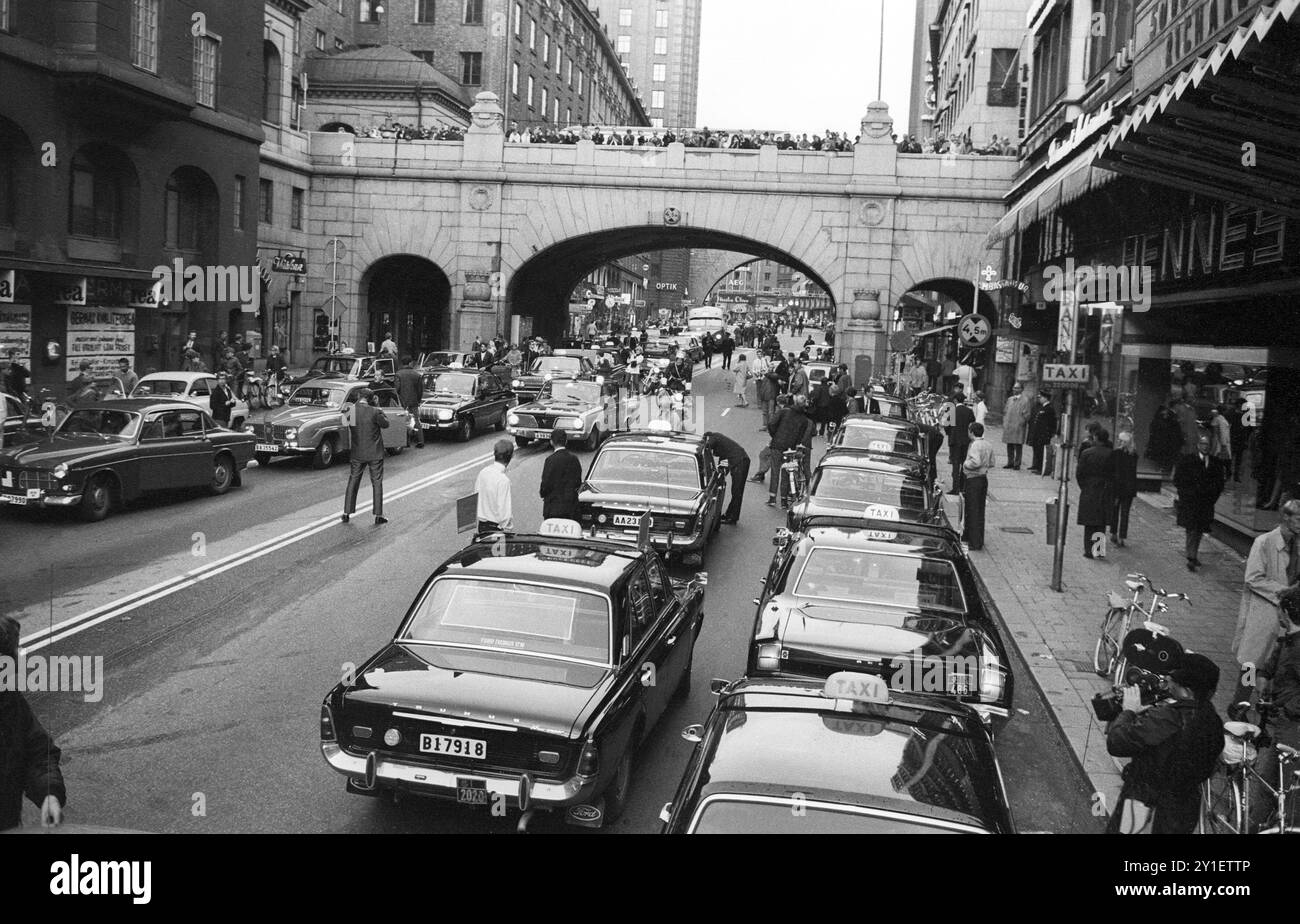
[{"left": 967, "top": 423, "right": 1246, "bottom": 812}]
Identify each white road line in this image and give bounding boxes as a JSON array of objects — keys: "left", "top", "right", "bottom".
[{"left": 19, "top": 452, "right": 491, "bottom": 652}]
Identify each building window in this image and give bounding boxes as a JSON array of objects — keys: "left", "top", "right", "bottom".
[
  {"left": 417, "top": 0, "right": 435, "bottom": 23},
  {"left": 651, "top": 90, "right": 665, "bottom": 109},
  {"left": 651, "top": 117, "right": 664, "bottom": 128},
  {"left": 263, "top": 40, "right": 282, "bottom": 124},
  {"left": 413, "top": 50, "right": 436, "bottom": 65},
  {"left": 552, "top": 98, "right": 560, "bottom": 122},
  {"left": 988, "top": 47, "right": 1018, "bottom": 106},
  {"left": 233, "top": 175, "right": 245, "bottom": 230},
  {"left": 565, "top": 107, "right": 571, "bottom": 124},
  {"left": 70, "top": 153, "right": 121, "bottom": 240},
  {"left": 514, "top": 1, "right": 521, "bottom": 35},
  {"left": 193, "top": 35, "right": 219, "bottom": 108},
  {"left": 655, "top": 8, "right": 668, "bottom": 28},
  {"left": 359, "top": 0, "right": 380, "bottom": 22},
  {"left": 653, "top": 63, "right": 666, "bottom": 81},
  {"left": 131, "top": 0, "right": 159, "bottom": 72},
  {"left": 555, "top": 48, "right": 562, "bottom": 75},
  {"left": 529, "top": 18, "right": 536, "bottom": 50},
  {"left": 259, "top": 179, "right": 273, "bottom": 225},
  {"left": 566, "top": 58, "right": 573, "bottom": 86},
  {"left": 290, "top": 187, "right": 304, "bottom": 230},
  {"left": 460, "top": 51, "right": 482, "bottom": 85},
  {"left": 541, "top": 87, "right": 548, "bottom": 117},
  {"left": 543, "top": 33, "right": 550, "bottom": 62},
  {"left": 1, "top": 0, "right": 10, "bottom": 31},
  {"left": 619, "top": 8, "right": 632, "bottom": 26},
  {"left": 616, "top": 35, "right": 631, "bottom": 53},
  {"left": 463, "top": 0, "right": 482, "bottom": 25},
  {"left": 527, "top": 75, "right": 534, "bottom": 107},
  {"left": 576, "top": 69, "right": 583, "bottom": 96},
  {"left": 314, "top": 29, "right": 326, "bottom": 51},
  {"left": 1030, "top": 5, "right": 1071, "bottom": 121},
  {"left": 164, "top": 173, "right": 209, "bottom": 252},
  {"left": 1086, "top": 0, "right": 1134, "bottom": 77},
  {"left": 335, "top": 37, "right": 346, "bottom": 50},
  {"left": 511, "top": 61, "right": 519, "bottom": 95}
]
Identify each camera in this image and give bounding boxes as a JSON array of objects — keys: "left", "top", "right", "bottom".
[{"left": 1091, "top": 666, "right": 1170, "bottom": 722}]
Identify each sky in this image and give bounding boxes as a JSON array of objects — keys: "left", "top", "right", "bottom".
[{"left": 695, "top": 0, "right": 918, "bottom": 139}]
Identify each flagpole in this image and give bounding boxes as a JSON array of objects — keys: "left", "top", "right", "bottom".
[{"left": 877, "top": 0, "right": 885, "bottom": 99}]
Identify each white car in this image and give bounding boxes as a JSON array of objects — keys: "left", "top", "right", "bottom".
[{"left": 131, "top": 372, "right": 250, "bottom": 430}]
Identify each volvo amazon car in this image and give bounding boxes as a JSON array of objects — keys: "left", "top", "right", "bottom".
[
  {"left": 131, "top": 372, "right": 250, "bottom": 431},
  {"left": 510, "top": 352, "right": 599, "bottom": 404},
  {"left": 660, "top": 673, "right": 1014, "bottom": 833},
  {"left": 788, "top": 452, "right": 953, "bottom": 532},
  {"left": 0, "top": 399, "right": 254, "bottom": 521},
  {"left": 578, "top": 427, "right": 727, "bottom": 560},
  {"left": 320, "top": 521, "right": 707, "bottom": 829},
  {"left": 287, "top": 352, "right": 397, "bottom": 388},
  {"left": 249, "top": 379, "right": 411, "bottom": 468},
  {"left": 747, "top": 518, "right": 1013, "bottom": 723},
  {"left": 417, "top": 367, "right": 515, "bottom": 442},
  {"left": 508, "top": 378, "right": 628, "bottom": 450}
]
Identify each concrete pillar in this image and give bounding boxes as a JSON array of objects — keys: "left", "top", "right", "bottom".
[
  {"left": 458, "top": 272, "right": 499, "bottom": 349},
  {"left": 463, "top": 91, "right": 505, "bottom": 164},
  {"left": 839, "top": 289, "right": 888, "bottom": 388},
  {"left": 853, "top": 100, "right": 898, "bottom": 177}
]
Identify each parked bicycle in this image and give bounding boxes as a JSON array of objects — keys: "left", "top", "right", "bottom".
[
  {"left": 780, "top": 446, "right": 809, "bottom": 508},
  {"left": 1201, "top": 702, "right": 1300, "bottom": 834},
  {"left": 1094, "top": 572, "right": 1191, "bottom": 684},
  {"left": 244, "top": 370, "right": 268, "bottom": 409}
]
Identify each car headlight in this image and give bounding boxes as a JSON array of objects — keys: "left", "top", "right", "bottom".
[
  {"left": 436, "top": 409, "right": 453, "bottom": 421},
  {"left": 285, "top": 428, "right": 298, "bottom": 440},
  {"left": 52, "top": 463, "right": 69, "bottom": 479},
  {"left": 244, "top": 425, "right": 254, "bottom": 434},
  {"left": 755, "top": 642, "right": 781, "bottom": 672},
  {"left": 507, "top": 414, "right": 520, "bottom": 425},
  {"left": 512, "top": 379, "right": 523, "bottom": 388},
  {"left": 980, "top": 648, "right": 1004, "bottom": 703},
  {"left": 557, "top": 417, "right": 580, "bottom": 429}
]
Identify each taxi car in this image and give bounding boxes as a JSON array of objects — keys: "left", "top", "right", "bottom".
[
  {"left": 508, "top": 378, "right": 627, "bottom": 450},
  {"left": 511, "top": 352, "right": 599, "bottom": 404},
  {"left": 288, "top": 352, "right": 396, "bottom": 388},
  {"left": 131, "top": 372, "right": 250, "bottom": 432},
  {"left": 824, "top": 413, "right": 933, "bottom": 478},
  {"left": 417, "top": 367, "right": 515, "bottom": 442},
  {"left": 319, "top": 521, "right": 707, "bottom": 829},
  {"left": 0, "top": 399, "right": 254, "bottom": 521},
  {"left": 578, "top": 426, "right": 726, "bottom": 560},
  {"left": 747, "top": 517, "right": 1013, "bottom": 723},
  {"left": 660, "top": 672, "right": 1014, "bottom": 833},
  {"left": 249, "top": 378, "right": 411, "bottom": 468},
  {"left": 788, "top": 452, "right": 952, "bottom": 531}
]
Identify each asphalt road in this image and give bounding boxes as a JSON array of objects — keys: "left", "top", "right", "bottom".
[{"left": 3, "top": 339, "right": 1099, "bottom": 833}]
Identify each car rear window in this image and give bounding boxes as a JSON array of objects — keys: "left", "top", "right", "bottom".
[
  {"left": 840, "top": 425, "right": 917, "bottom": 454},
  {"left": 588, "top": 447, "right": 700, "bottom": 492},
  {"left": 794, "top": 548, "right": 965, "bottom": 613},
  {"left": 132, "top": 379, "right": 188, "bottom": 396},
  {"left": 811, "top": 468, "right": 926, "bottom": 510},
  {"left": 534, "top": 356, "right": 581, "bottom": 374}
]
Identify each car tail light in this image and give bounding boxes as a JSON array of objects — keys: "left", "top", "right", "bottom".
[
  {"left": 576, "top": 741, "right": 599, "bottom": 780},
  {"left": 756, "top": 643, "right": 781, "bottom": 672},
  {"left": 320, "top": 704, "right": 336, "bottom": 741},
  {"left": 980, "top": 649, "right": 1004, "bottom": 704}
]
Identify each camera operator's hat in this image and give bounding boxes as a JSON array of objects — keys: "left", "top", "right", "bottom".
[{"left": 1170, "top": 653, "right": 1219, "bottom": 697}]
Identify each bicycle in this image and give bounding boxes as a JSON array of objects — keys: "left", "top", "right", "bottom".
[
  {"left": 1093, "top": 572, "right": 1191, "bottom": 683},
  {"left": 1201, "top": 702, "right": 1300, "bottom": 834},
  {"left": 780, "top": 446, "right": 808, "bottom": 508},
  {"left": 244, "top": 371, "right": 267, "bottom": 410}
]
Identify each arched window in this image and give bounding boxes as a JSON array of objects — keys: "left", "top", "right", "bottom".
[
  {"left": 319, "top": 121, "right": 357, "bottom": 134},
  {"left": 263, "top": 40, "right": 282, "bottom": 125},
  {"left": 69, "top": 150, "right": 123, "bottom": 239}
]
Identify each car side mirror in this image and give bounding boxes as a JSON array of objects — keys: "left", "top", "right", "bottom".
[
  {"left": 659, "top": 802, "right": 673, "bottom": 825},
  {"left": 681, "top": 724, "right": 704, "bottom": 743},
  {"left": 709, "top": 678, "right": 729, "bottom": 696}
]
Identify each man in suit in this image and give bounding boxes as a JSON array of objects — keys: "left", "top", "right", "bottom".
[
  {"left": 946, "top": 391, "right": 975, "bottom": 495},
  {"left": 704, "top": 430, "right": 751, "bottom": 524},
  {"left": 210, "top": 371, "right": 237, "bottom": 426},
  {"left": 395, "top": 356, "right": 425, "bottom": 448},
  {"left": 539, "top": 428, "right": 582, "bottom": 522},
  {"left": 1174, "top": 435, "right": 1226, "bottom": 571},
  {"left": 342, "top": 388, "right": 390, "bottom": 525},
  {"left": 1027, "top": 392, "right": 1057, "bottom": 474}
]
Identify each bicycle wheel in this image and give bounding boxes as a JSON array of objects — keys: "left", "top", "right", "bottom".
[
  {"left": 1093, "top": 608, "right": 1124, "bottom": 677},
  {"left": 1200, "top": 769, "right": 1243, "bottom": 834}
]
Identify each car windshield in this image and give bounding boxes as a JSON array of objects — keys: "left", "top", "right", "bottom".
[
  {"left": 533, "top": 356, "right": 581, "bottom": 375},
  {"left": 131, "top": 379, "right": 189, "bottom": 396},
  {"left": 644, "top": 343, "right": 673, "bottom": 358},
  {"left": 288, "top": 385, "right": 348, "bottom": 408},
  {"left": 310, "top": 357, "right": 358, "bottom": 375},
  {"left": 55, "top": 408, "right": 140, "bottom": 438},
  {"left": 841, "top": 425, "right": 917, "bottom": 454},
  {"left": 811, "top": 468, "right": 926, "bottom": 510},
  {"left": 403, "top": 578, "right": 611, "bottom": 666},
  {"left": 428, "top": 372, "right": 476, "bottom": 396},
  {"left": 547, "top": 381, "right": 602, "bottom": 404},
  {"left": 795, "top": 548, "right": 965, "bottom": 613},
  {"left": 424, "top": 352, "right": 462, "bottom": 367},
  {"left": 587, "top": 447, "right": 701, "bottom": 492}
]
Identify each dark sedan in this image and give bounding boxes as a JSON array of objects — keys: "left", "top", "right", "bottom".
[
  {"left": 417, "top": 367, "right": 515, "bottom": 442},
  {"left": 510, "top": 353, "right": 598, "bottom": 404},
  {"left": 320, "top": 522, "right": 706, "bottom": 829},
  {"left": 747, "top": 518, "right": 1013, "bottom": 723},
  {"left": 788, "top": 453, "right": 953, "bottom": 531},
  {"left": 0, "top": 399, "right": 254, "bottom": 520},
  {"left": 660, "top": 673, "right": 1014, "bottom": 833}
]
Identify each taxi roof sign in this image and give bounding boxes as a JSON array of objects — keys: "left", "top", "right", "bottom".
[
  {"left": 822, "top": 672, "right": 891, "bottom": 705},
  {"left": 646, "top": 419, "right": 673, "bottom": 432},
  {"left": 539, "top": 518, "right": 583, "bottom": 538}
]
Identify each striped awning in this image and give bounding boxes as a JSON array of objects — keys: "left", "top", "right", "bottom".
[{"left": 984, "top": 139, "right": 1120, "bottom": 245}]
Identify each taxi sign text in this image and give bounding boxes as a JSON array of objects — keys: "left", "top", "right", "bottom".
[
  {"left": 1041, "top": 364, "right": 1091, "bottom": 387},
  {"left": 822, "top": 672, "right": 890, "bottom": 704},
  {"left": 539, "top": 518, "right": 582, "bottom": 538}
]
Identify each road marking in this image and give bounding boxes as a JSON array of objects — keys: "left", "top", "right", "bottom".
[{"left": 19, "top": 452, "right": 491, "bottom": 652}]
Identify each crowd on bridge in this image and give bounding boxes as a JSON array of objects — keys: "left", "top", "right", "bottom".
[
  {"left": 507, "top": 124, "right": 860, "bottom": 150},
  {"left": 896, "top": 130, "right": 1017, "bottom": 156},
  {"left": 348, "top": 122, "right": 467, "bottom": 141}
]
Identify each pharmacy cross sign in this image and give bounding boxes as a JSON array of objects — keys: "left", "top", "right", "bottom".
[{"left": 980, "top": 264, "right": 998, "bottom": 284}]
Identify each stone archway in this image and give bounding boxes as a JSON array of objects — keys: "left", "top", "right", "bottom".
[{"left": 359, "top": 255, "right": 451, "bottom": 356}]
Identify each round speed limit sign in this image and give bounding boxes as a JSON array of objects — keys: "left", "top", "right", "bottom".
[{"left": 958, "top": 314, "right": 991, "bottom": 347}]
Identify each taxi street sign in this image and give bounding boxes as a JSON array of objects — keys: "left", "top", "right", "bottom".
[{"left": 1041, "top": 364, "right": 1091, "bottom": 387}]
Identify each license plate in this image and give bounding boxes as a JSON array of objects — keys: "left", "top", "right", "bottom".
[
  {"left": 531, "top": 429, "right": 552, "bottom": 439},
  {"left": 947, "top": 674, "right": 972, "bottom": 696},
  {"left": 255, "top": 443, "right": 279, "bottom": 453},
  {"left": 1, "top": 494, "right": 27, "bottom": 505},
  {"left": 613, "top": 514, "right": 643, "bottom": 527},
  {"left": 456, "top": 778, "right": 489, "bottom": 805},
  {"left": 420, "top": 733, "right": 487, "bottom": 760}
]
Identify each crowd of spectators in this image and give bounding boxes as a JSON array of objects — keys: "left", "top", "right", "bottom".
[
  {"left": 351, "top": 122, "right": 466, "bottom": 141},
  {"left": 895, "top": 129, "right": 1017, "bottom": 156}
]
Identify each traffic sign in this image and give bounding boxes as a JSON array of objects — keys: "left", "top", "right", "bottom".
[
  {"left": 958, "top": 314, "right": 991, "bottom": 347},
  {"left": 1041, "top": 364, "right": 1091, "bottom": 386},
  {"left": 889, "top": 330, "right": 914, "bottom": 352}
]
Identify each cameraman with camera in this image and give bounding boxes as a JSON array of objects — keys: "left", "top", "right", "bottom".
[{"left": 1104, "top": 652, "right": 1225, "bottom": 833}]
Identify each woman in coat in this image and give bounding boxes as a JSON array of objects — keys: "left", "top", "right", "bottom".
[
  {"left": 1000, "top": 383, "right": 1029, "bottom": 469},
  {"left": 1111, "top": 430, "right": 1139, "bottom": 547},
  {"left": 731, "top": 352, "right": 750, "bottom": 407},
  {"left": 1076, "top": 428, "right": 1115, "bottom": 558}
]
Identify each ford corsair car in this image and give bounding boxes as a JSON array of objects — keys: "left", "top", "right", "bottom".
[
  {"left": 131, "top": 372, "right": 250, "bottom": 431},
  {"left": 511, "top": 353, "right": 598, "bottom": 404},
  {"left": 578, "top": 428, "right": 727, "bottom": 561},
  {"left": 508, "top": 378, "right": 628, "bottom": 450},
  {"left": 659, "top": 673, "right": 1014, "bottom": 833},
  {"left": 417, "top": 367, "right": 515, "bottom": 442},
  {"left": 249, "top": 379, "right": 410, "bottom": 468},
  {"left": 747, "top": 518, "right": 1013, "bottom": 723},
  {"left": 788, "top": 453, "right": 953, "bottom": 531},
  {"left": 320, "top": 522, "right": 706, "bottom": 829},
  {"left": 0, "top": 399, "right": 254, "bottom": 521}
]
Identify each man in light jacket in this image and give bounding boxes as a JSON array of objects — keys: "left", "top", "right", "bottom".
[
  {"left": 1230, "top": 498, "right": 1300, "bottom": 709},
  {"left": 1001, "top": 382, "right": 1029, "bottom": 469}
]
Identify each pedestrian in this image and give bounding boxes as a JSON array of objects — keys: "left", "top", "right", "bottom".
[
  {"left": 0, "top": 615, "right": 66, "bottom": 830},
  {"left": 475, "top": 439, "right": 515, "bottom": 533},
  {"left": 1145, "top": 402, "right": 1184, "bottom": 472},
  {"left": 825, "top": 384, "right": 848, "bottom": 436},
  {"left": 116, "top": 357, "right": 139, "bottom": 395},
  {"left": 1173, "top": 395, "right": 1201, "bottom": 455},
  {"left": 209, "top": 371, "right": 237, "bottom": 425},
  {"left": 755, "top": 353, "right": 778, "bottom": 428},
  {"left": 1209, "top": 405, "right": 1232, "bottom": 464},
  {"left": 954, "top": 356, "right": 976, "bottom": 396},
  {"left": 1229, "top": 497, "right": 1300, "bottom": 708},
  {"left": 704, "top": 431, "right": 750, "bottom": 524},
  {"left": 751, "top": 394, "right": 790, "bottom": 483},
  {"left": 702, "top": 333, "right": 715, "bottom": 369},
  {"left": 731, "top": 352, "right": 749, "bottom": 406},
  {"left": 379, "top": 331, "right": 398, "bottom": 356},
  {"left": 788, "top": 359, "right": 810, "bottom": 401},
  {"left": 1077, "top": 428, "right": 1115, "bottom": 559},
  {"left": 539, "top": 428, "right": 582, "bottom": 522},
  {"left": 809, "top": 376, "right": 833, "bottom": 435},
  {"left": 961, "top": 421, "right": 995, "bottom": 550},
  {"left": 395, "top": 356, "right": 425, "bottom": 448},
  {"left": 972, "top": 390, "right": 987, "bottom": 426},
  {"left": 341, "top": 388, "right": 390, "bottom": 525},
  {"left": 3, "top": 349, "right": 29, "bottom": 399},
  {"left": 67, "top": 360, "right": 94, "bottom": 401},
  {"left": 720, "top": 331, "right": 735, "bottom": 370},
  {"left": 1001, "top": 382, "right": 1029, "bottom": 468},
  {"left": 1111, "top": 430, "right": 1138, "bottom": 548},
  {"left": 946, "top": 391, "right": 974, "bottom": 495},
  {"left": 1026, "top": 392, "right": 1057, "bottom": 474},
  {"left": 1243, "top": 593, "right": 1300, "bottom": 830},
  {"left": 1173, "top": 435, "right": 1226, "bottom": 571},
  {"left": 766, "top": 394, "right": 812, "bottom": 507}
]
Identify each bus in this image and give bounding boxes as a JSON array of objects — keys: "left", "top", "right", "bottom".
[{"left": 685, "top": 306, "right": 726, "bottom": 335}]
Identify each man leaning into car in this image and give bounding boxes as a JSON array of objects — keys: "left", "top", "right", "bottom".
[{"left": 341, "top": 388, "right": 389, "bottom": 526}]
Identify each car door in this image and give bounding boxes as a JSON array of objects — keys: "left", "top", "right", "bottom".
[
  {"left": 188, "top": 376, "right": 213, "bottom": 414},
  {"left": 622, "top": 563, "right": 673, "bottom": 729},
  {"left": 372, "top": 390, "right": 408, "bottom": 448},
  {"left": 174, "top": 408, "right": 215, "bottom": 486},
  {"left": 137, "top": 410, "right": 198, "bottom": 489},
  {"left": 643, "top": 554, "right": 692, "bottom": 712}
]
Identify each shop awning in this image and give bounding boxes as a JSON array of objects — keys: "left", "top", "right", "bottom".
[
  {"left": 984, "top": 138, "right": 1122, "bottom": 246},
  {"left": 1093, "top": 0, "right": 1300, "bottom": 218}
]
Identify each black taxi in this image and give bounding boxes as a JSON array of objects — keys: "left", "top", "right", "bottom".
[
  {"left": 823, "top": 414, "right": 931, "bottom": 474},
  {"left": 747, "top": 517, "right": 1013, "bottom": 723},
  {"left": 788, "top": 451, "right": 954, "bottom": 531},
  {"left": 320, "top": 520, "right": 707, "bottom": 829},
  {"left": 578, "top": 424, "right": 727, "bottom": 561},
  {"left": 659, "top": 672, "right": 1014, "bottom": 833},
  {"left": 416, "top": 366, "right": 516, "bottom": 442}
]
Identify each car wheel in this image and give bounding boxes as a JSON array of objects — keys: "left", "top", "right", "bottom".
[
  {"left": 494, "top": 414, "right": 506, "bottom": 432},
  {"left": 585, "top": 426, "right": 602, "bottom": 451},
  {"left": 254, "top": 451, "right": 272, "bottom": 467},
  {"left": 515, "top": 436, "right": 532, "bottom": 448},
  {"left": 312, "top": 436, "right": 337, "bottom": 470},
  {"left": 603, "top": 749, "right": 635, "bottom": 824},
  {"left": 79, "top": 474, "right": 114, "bottom": 522},
  {"left": 456, "top": 417, "right": 473, "bottom": 442},
  {"left": 210, "top": 454, "right": 235, "bottom": 495}
]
